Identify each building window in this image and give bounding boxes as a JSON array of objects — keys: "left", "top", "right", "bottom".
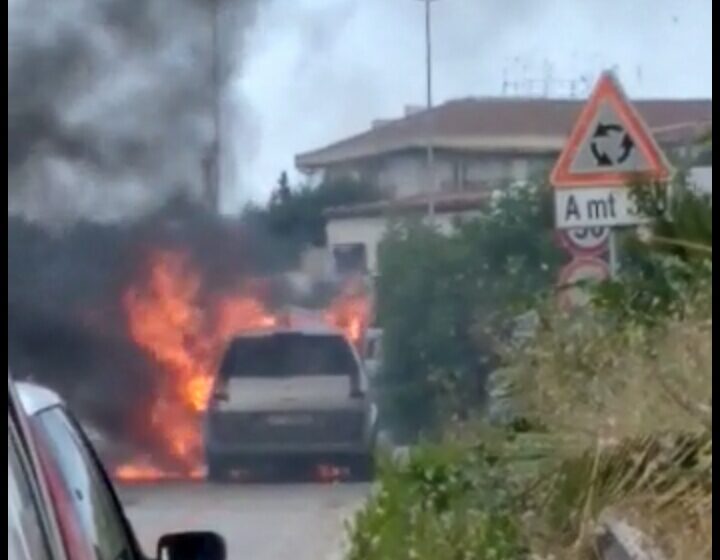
[
  {"left": 451, "top": 161, "right": 469, "bottom": 191},
  {"left": 333, "top": 244, "right": 368, "bottom": 276},
  {"left": 510, "top": 158, "right": 529, "bottom": 182}
]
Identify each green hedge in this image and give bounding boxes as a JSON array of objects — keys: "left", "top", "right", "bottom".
[
  {"left": 375, "top": 184, "right": 562, "bottom": 438},
  {"left": 347, "top": 444, "right": 527, "bottom": 560}
]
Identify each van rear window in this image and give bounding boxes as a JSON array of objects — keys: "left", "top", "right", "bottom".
[{"left": 220, "top": 333, "right": 358, "bottom": 379}]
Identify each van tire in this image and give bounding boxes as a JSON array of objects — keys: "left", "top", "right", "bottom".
[
  {"left": 350, "top": 454, "right": 375, "bottom": 482},
  {"left": 206, "top": 457, "right": 229, "bottom": 483}
]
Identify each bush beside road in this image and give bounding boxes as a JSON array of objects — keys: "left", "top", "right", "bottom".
[
  {"left": 349, "top": 171, "right": 712, "bottom": 559},
  {"left": 346, "top": 284, "right": 711, "bottom": 559}
]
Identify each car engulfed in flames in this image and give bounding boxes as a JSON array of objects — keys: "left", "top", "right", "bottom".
[{"left": 115, "top": 250, "right": 370, "bottom": 483}]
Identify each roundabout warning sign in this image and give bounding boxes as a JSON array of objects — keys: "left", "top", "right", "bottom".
[
  {"left": 551, "top": 71, "right": 671, "bottom": 230},
  {"left": 550, "top": 72, "right": 671, "bottom": 191}
]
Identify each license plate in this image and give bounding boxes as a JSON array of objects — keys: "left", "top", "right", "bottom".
[{"left": 265, "top": 414, "right": 315, "bottom": 426}]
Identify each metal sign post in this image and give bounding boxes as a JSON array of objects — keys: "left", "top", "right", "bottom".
[{"left": 608, "top": 231, "right": 620, "bottom": 280}]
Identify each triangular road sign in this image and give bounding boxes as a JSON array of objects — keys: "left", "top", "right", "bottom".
[{"left": 551, "top": 72, "right": 671, "bottom": 188}]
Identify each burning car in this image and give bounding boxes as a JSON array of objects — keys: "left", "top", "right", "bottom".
[{"left": 204, "top": 326, "right": 378, "bottom": 482}]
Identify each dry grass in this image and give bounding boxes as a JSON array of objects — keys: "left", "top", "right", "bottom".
[
  {"left": 509, "top": 303, "right": 711, "bottom": 444},
  {"left": 504, "top": 287, "right": 712, "bottom": 559}
]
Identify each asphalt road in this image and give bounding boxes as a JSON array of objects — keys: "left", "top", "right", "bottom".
[{"left": 120, "top": 482, "right": 369, "bottom": 560}]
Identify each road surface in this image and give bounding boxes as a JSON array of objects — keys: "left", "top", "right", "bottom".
[{"left": 120, "top": 482, "right": 368, "bottom": 560}]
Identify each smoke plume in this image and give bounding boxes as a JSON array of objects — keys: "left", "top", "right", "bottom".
[
  {"left": 7, "top": 193, "right": 351, "bottom": 468},
  {"left": 8, "top": 198, "right": 285, "bottom": 459},
  {"left": 8, "top": 0, "right": 260, "bottom": 224}
]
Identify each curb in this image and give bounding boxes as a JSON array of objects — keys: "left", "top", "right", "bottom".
[{"left": 596, "top": 516, "right": 667, "bottom": 560}]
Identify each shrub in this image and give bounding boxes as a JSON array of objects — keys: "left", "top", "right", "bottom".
[
  {"left": 375, "top": 183, "right": 562, "bottom": 438},
  {"left": 359, "top": 283, "right": 712, "bottom": 559},
  {"left": 347, "top": 444, "right": 527, "bottom": 560},
  {"left": 595, "top": 176, "right": 712, "bottom": 323},
  {"left": 503, "top": 286, "right": 712, "bottom": 558}
]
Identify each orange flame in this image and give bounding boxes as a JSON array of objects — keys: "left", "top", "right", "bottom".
[
  {"left": 118, "top": 251, "right": 275, "bottom": 482},
  {"left": 117, "top": 253, "right": 370, "bottom": 482},
  {"left": 325, "top": 282, "right": 371, "bottom": 349},
  {"left": 216, "top": 295, "right": 278, "bottom": 340},
  {"left": 115, "top": 462, "right": 203, "bottom": 483}
]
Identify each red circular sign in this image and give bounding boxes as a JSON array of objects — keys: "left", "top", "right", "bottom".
[
  {"left": 558, "top": 227, "right": 610, "bottom": 258},
  {"left": 557, "top": 257, "right": 610, "bottom": 310}
]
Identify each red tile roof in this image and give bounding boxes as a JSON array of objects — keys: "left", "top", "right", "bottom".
[{"left": 297, "top": 97, "right": 712, "bottom": 168}]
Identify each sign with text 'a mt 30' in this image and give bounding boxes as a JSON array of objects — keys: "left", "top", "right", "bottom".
[
  {"left": 551, "top": 72, "right": 671, "bottom": 230},
  {"left": 554, "top": 186, "right": 652, "bottom": 229}
]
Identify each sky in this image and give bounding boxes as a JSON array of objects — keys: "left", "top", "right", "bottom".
[
  {"left": 7, "top": 0, "right": 713, "bottom": 223},
  {"left": 228, "top": 0, "right": 713, "bottom": 212}
]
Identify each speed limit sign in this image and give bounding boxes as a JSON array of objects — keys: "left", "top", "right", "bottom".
[{"left": 559, "top": 227, "right": 610, "bottom": 257}]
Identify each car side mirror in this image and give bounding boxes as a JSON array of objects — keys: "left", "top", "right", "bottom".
[{"left": 157, "top": 532, "right": 226, "bottom": 560}]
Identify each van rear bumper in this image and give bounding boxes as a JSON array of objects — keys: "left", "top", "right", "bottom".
[
  {"left": 205, "top": 445, "right": 375, "bottom": 481},
  {"left": 206, "top": 441, "right": 372, "bottom": 459}
]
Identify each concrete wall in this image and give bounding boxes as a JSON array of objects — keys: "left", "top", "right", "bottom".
[
  {"left": 326, "top": 211, "right": 477, "bottom": 275},
  {"left": 326, "top": 216, "right": 388, "bottom": 275}
]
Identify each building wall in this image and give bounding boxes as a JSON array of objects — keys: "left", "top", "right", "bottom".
[
  {"left": 446, "top": 153, "right": 553, "bottom": 189},
  {"left": 326, "top": 211, "right": 478, "bottom": 275},
  {"left": 325, "top": 150, "right": 554, "bottom": 199},
  {"left": 688, "top": 166, "right": 712, "bottom": 195},
  {"left": 327, "top": 216, "right": 387, "bottom": 275},
  {"left": 377, "top": 153, "right": 439, "bottom": 197}
]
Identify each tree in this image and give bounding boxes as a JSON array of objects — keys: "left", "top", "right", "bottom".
[
  {"left": 594, "top": 134, "right": 713, "bottom": 324},
  {"left": 247, "top": 176, "right": 382, "bottom": 252},
  {"left": 375, "top": 183, "right": 564, "bottom": 438},
  {"left": 271, "top": 171, "right": 292, "bottom": 206}
]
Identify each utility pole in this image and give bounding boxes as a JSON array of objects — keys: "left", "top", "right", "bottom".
[
  {"left": 204, "top": 0, "right": 222, "bottom": 214},
  {"left": 418, "top": 0, "right": 439, "bottom": 218}
]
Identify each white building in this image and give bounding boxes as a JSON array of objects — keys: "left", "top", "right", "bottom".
[
  {"left": 324, "top": 192, "right": 485, "bottom": 275},
  {"left": 689, "top": 166, "right": 712, "bottom": 195},
  {"left": 296, "top": 97, "right": 712, "bottom": 275}
]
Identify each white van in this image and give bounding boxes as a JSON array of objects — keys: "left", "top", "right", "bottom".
[{"left": 205, "top": 327, "right": 378, "bottom": 481}]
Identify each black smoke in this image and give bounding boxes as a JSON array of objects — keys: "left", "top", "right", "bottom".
[
  {"left": 8, "top": 0, "right": 261, "bottom": 224},
  {"left": 7, "top": 197, "right": 290, "bottom": 462},
  {"left": 7, "top": 193, "right": 347, "bottom": 470},
  {"left": 8, "top": 0, "right": 266, "bottom": 467}
]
